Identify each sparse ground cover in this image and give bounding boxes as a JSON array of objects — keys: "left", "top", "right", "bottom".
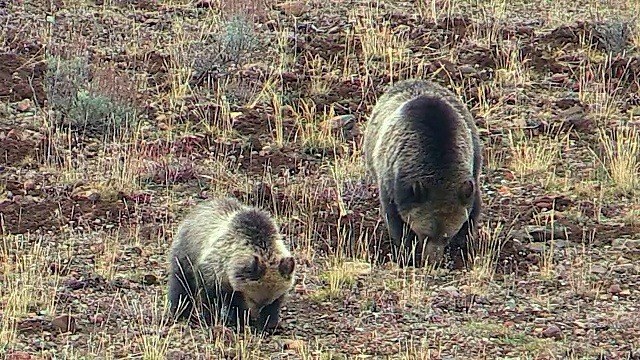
[{"left": 1, "top": 0, "right": 640, "bottom": 358}]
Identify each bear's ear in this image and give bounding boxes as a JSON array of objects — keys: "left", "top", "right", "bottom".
[
  {"left": 460, "top": 180, "right": 474, "bottom": 200},
  {"left": 278, "top": 257, "right": 295, "bottom": 276}
]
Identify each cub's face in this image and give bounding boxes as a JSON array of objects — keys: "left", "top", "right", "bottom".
[
  {"left": 231, "top": 254, "right": 295, "bottom": 312},
  {"left": 396, "top": 178, "right": 475, "bottom": 242}
]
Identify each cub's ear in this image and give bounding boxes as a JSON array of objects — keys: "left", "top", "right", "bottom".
[
  {"left": 278, "top": 257, "right": 295, "bottom": 276},
  {"left": 460, "top": 180, "right": 474, "bottom": 200}
]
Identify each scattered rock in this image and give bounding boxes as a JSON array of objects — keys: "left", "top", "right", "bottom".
[
  {"left": 15, "top": 98, "right": 32, "bottom": 112},
  {"left": 526, "top": 252, "right": 540, "bottom": 263},
  {"left": 555, "top": 97, "right": 581, "bottom": 110},
  {"left": 547, "top": 73, "right": 568, "bottom": 83},
  {"left": 167, "top": 350, "right": 188, "bottom": 360},
  {"left": 525, "top": 224, "right": 570, "bottom": 242},
  {"left": 457, "top": 64, "right": 477, "bottom": 77},
  {"left": 612, "top": 238, "right": 640, "bottom": 250},
  {"left": 590, "top": 264, "right": 608, "bottom": 275},
  {"left": 551, "top": 239, "right": 570, "bottom": 248},
  {"left": 319, "top": 114, "right": 356, "bottom": 138},
  {"left": 51, "top": 315, "right": 77, "bottom": 333},
  {"left": 526, "top": 242, "right": 546, "bottom": 253},
  {"left": 341, "top": 261, "right": 372, "bottom": 277},
  {"left": 564, "top": 112, "right": 595, "bottom": 131},
  {"left": 92, "top": 314, "right": 106, "bottom": 326},
  {"left": 510, "top": 229, "right": 534, "bottom": 242},
  {"left": 193, "top": 0, "right": 214, "bottom": 8},
  {"left": 0, "top": 103, "right": 9, "bottom": 117},
  {"left": 440, "top": 285, "right": 461, "bottom": 297},
  {"left": 282, "top": 339, "right": 305, "bottom": 352},
  {"left": 70, "top": 186, "right": 101, "bottom": 202},
  {"left": 608, "top": 284, "right": 622, "bottom": 294},
  {"left": 65, "top": 279, "right": 88, "bottom": 290},
  {"left": 532, "top": 196, "right": 572, "bottom": 211},
  {"left": 23, "top": 180, "right": 35, "bottom": 191},
  {"left": 541, "top": 325, "right": 562, "bottom": 339},
  {"left": 613, "top": 263, "right": 635, "bottom": 273},
  {"left": 142, "top": 274, "right": 160, "bottom": 285},
  {"left": 5, "top": 351, "right": 32, "bottom": 360},
  {"left": 0, "top": 198, "right": 13, "bottom": 210},
  {"left": 275, "top": 1, "right": 309, "bottom": 17}
]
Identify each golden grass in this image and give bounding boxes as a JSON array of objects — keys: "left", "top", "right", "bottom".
[
  {"left": 0, "top": 234, "right": 62, "bottom": 350},
  {"left": 507, "top": 129, "right": 564, "bottom": 181},
  {"left": 464, "top": 221, "right": 509, "bottom": 293},
  {"left": 592, "top": 126, "right": 640, "bottom": 196}
]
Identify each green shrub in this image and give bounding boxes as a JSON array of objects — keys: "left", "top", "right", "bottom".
[{"left": 45, "top": 55, "right": 138, "bottom": 137}]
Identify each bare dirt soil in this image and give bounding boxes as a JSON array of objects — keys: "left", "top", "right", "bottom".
[{"left": 1, "top": 0, "right": 640, "bottom": 359}]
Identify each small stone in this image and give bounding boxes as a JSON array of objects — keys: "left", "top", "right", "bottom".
[
  {"left": 526, "top": 243, "right": 546, "bottom": 253},
  {"left": 65, "top": 279, "right": 87, "bottom": 290},
  {"left": 276, "top": 1, "right": 309, "bottom": 17},
  {"left": 92, "top": 314, "right": 106, "bottom": 326},
  {"left": 613, "top": 263, "right": 634, "bottom": 273},
  {"left": 548, "top": 73, "right": 568, "bottom": 83},
  {"left": 229, "top": 111, "right": 243, "bottom": 119},
  {"left": 341, "top": 261, "right": 372, "bottom": 276},
  {"left": 525, "top": 224, "right": 570, "bottom": 241},
  {"left": 541, "top": 325, "right": 562, "bottom": 339},
  {"left": 15, "top": 99, "right": 32, "bottom": 112},
  {"left": 0, "top": 103, "right": 9, "bottom": 116},
  {"left": 590, "top": 264, "right": 607, "bottom": 275},
  {"left": 573, "top": 328, "right": 586, "bottom": 336},
  {"left": 142, "top": 274, "right": 159, "bottom": 285},
  {"left": 555, "top": 98, "right": 581, "bottom": 110},
  {"left": 70, "top": 187, "right": 101, "bottom": 202},
  {"left": 458, "top": 65, "right": 477, "bottom": 76},
  {"left": 6, "top": 351, "right": 32, "bottom": 360},
  {"left": 619, "top": 289, "right": 631, "bottom": 297},
  {"left": 565, "top": 114, "right": 594, "bottom": 131},
  {"left": 608, "top": 284, "right": 622, "bottom": 294},
  {"left": 612, "top": 238, "right": 640, "bottom": 250},
  {"left": 6, "top": 129, "right": 20, "bottom": 139},
  {"left": 51, "top": 315, "right": 77, "bottom": 333},
  {"left": 441, "top": 285, "right": 461, "bottom": 297},
  {"left": 319, "top": 114, "right": 356, "bottom": 137},
  {"left": 23, "top": 180, "right": 35, "bottom": 191},
  {"left": 526, "top": 253, "right": 539, "bottom": 263},
  {"left": 534, "top": 201, "right": 552, "bottom": 209},
  {"left": 167, "top": 350, "right": 188, "bottom": 360},
  {"left": 282, "top": 339, "right": 305, "bottom": 352}
]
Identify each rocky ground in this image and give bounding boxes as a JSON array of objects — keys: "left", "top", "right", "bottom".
[{"left": 1, "top": 0, "right": 640, "bottom": 359}]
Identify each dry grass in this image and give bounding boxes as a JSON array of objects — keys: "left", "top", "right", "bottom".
[
  {"left": 1, "top": 0, "right": 640, "bottom": 358},
  {"left": 592, "top": 126, "right": 640, "bottom": 196}
]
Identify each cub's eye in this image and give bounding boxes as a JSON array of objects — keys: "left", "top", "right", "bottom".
[{"left": 242, "top": 255, "right": 265, "bottom": 280}]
